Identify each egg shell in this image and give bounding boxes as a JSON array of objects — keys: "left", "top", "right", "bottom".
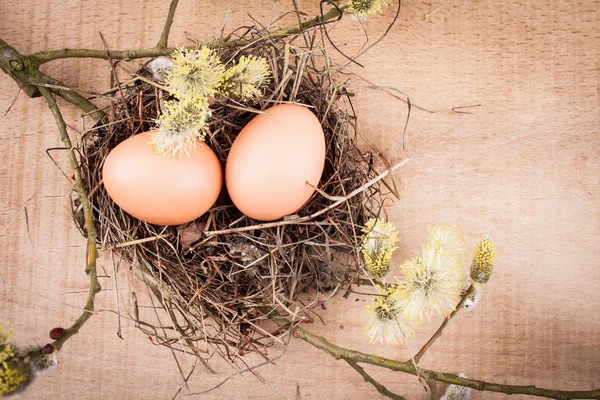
[
  {"left": 102, "top": 132, "right": 222, "bottom": 225},
  {"left": 225, "top": 104, "right": 326, "bottom": 221}
]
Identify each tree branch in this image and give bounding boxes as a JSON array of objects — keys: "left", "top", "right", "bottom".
[
  {"left": 413, "top": 284, "right": 476, "bottom": 364},
  {"left": 2, "top": 5, "right": 343, "bottom": 121},
  {"left": 157, "top": 0, "right": 179, "bottom": 49},
  {"left": 1, "top": 39, "right": 104, "bottom": 121},
  {"left": 345, "top": 359, "right": 406, "bottom": 400},
  {"left": 38, "top": 86, "right": 102, "bottom": 352},
  {"left": 0, "top": 38, "right": 40, "bottom": 97},
  {"left": 292, "top": 325, "right": 600, "bottom": 399},
  {"left": 425, "top": 378, "right": 438, "bottom": 400},
  {"left": 24, "top": 6, "right": 342, "bottom": 65},
  {"left": 29, "top": 47, "right": 174, "bottom": 65},
  {"left": 251, "top": 306, "right": 600, "bottom": 400}
]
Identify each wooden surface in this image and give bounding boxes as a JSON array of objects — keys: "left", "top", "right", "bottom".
[{"left": 1, "top": 1, "right": 599, "bottom": 399}]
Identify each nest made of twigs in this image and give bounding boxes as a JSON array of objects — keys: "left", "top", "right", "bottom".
[{"left": 76, "top": 25, "right": 394, "bottom": 363}]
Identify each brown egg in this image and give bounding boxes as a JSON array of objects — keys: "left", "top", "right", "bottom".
[
  {"left": 102, "top": 132, "right": 222, "bottom": 225},
  {"left": 225, "top": 104, "right": 326, "bottom": 221}
]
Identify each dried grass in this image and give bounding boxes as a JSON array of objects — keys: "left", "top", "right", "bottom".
[{"left": 76, "top": 23, "right": 398, "bottom": 367}]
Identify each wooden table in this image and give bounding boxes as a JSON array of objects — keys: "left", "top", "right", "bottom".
[{"left": 1, "top": 1, "right": 598, "bottom": 398}]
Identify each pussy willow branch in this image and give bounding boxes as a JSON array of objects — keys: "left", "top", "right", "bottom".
[
  {"left": 413, "top": 284, "right": 476, "bottom": 364},
  {"left": 37, "top": 86, "right": 102, "bottom": 352},
  {"left": 297, "top": 325, "right": 600, "bottom": 399},
  {"left": 262, "top": 308, "right": 600, "bottom": 400}
]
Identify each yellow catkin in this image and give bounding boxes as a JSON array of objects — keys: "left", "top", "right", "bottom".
[
  {"left": 470, "top": 237, "right": 496, "bottom": 284},
  {"left": 398, "top": 245, "right": 463, "bottom": 320},
  {"left": 165, "top": 46, "right": 224, "bottom": 98},
  {"left": 365, "top": 286, "right": 418, "bottom": 345},
  {"left": 152, "top": 96, "right": 210, "bottom": 157},
  {"left": 344, "top": 0, "right": 393, "bottom": 18},
  {"left": 360, "top": 218, "right": 399, "bottom": 279},
  {"left": 220, "top": 56, "right": 271, "bottom": 100},
  {"left": 427, "top": 224, "right": 466, "bottom": 262},
  {"left": 0, "top": 344, "right": 31, "bottom": 396}
]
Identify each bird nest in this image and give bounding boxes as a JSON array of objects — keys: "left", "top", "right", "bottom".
[{"left": 76, "top": 25, "right": 398, "bottom": 363}]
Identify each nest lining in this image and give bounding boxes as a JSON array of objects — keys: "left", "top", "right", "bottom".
[{"left": 76, "top": 26, "right": 393, "bottom": 363}]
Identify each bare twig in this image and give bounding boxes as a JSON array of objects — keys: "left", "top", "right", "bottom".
[
  {"left": 319, "top": 1, "right": 363, "bottom": 67},
  {"left": 157, "top": 0, "right": 180, "bottom": 49},
  {"left": 413, "top": 285, "right": 475, "bottom": 364},
  {"left": 0, "top": 39, "right": 104, "bottom": 121},
  {"left": 99, "top": 33, "right": 131, "bottom": 127},
  {"left": 340, "top": 0, "right": 403, "bottom": 69},
  {"left": 24, "top": 7, "right": 343, "bottom": 66},
  {"left": 37, "top": 86, "right": 102, "bottom": 352},
  {"left": 425, "top": 378, "right": 438, "bottom": 400},
  {"left": 345, "top": 359, "right": 406, "bottom": 400},
  {"left": 3, "top": 88, "right": 21, "bottom": 116},
  {"left": 30, "top": 47, "right": 174, "bottom": 65},
  {"left": 204, "top": 158, "right": 410, "bottom": 236}
]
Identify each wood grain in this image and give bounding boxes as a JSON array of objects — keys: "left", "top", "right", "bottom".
[{"left": 1, "top": 1, "right": 598, "bottom": 399}]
